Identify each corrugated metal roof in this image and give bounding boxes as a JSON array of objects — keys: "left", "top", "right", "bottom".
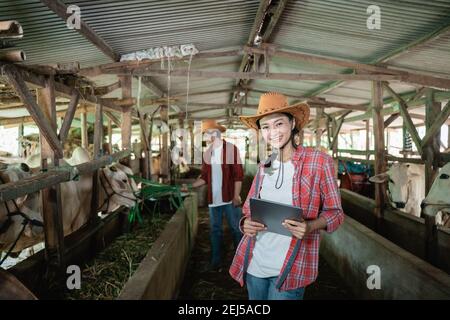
[
  {"left": 321, "top": 81, "right": 418, "bottom": 105},
  {"left": 0, "top": 0, "right": 111, "bottom": 67},
  {"left": 271, "top": 0, "right": 450, "bottom": 104},
  {"left": 1, "top": 0, "right": 450, "bottom": 126},
  {"left": 272, "top": 0, "right": 450, "bottom": 62},
  {"left": 388, "top": 32, "right": 450, "bottom": 77},
  {"left": 62, "top": 0, "right": 261, "bottom": 54}
]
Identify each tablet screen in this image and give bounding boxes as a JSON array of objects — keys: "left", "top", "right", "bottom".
[{"left": 250, "top": 198, "right": 303, "bottom": 237}]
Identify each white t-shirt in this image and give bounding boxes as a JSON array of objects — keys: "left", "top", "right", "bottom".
[
  {"left": 247, "top": 160, "right": 295, "bottom": 278},
  {"left": 209, "top": 143, "right": 232, "bottom": 208}
]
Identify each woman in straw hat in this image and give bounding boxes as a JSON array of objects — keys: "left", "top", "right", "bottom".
[{"left": 229, "top": 92, "right": 344, "bottom": 300}]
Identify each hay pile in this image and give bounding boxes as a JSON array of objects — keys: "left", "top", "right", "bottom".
[{"left": 65, "top": 215, "right": 170, "bottom": 300}]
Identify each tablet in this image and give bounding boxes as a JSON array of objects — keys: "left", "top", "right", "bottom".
[{"left": 250, "top": 198, "right": 303, "bottom": 237}]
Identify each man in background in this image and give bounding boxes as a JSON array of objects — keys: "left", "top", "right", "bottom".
[{"left": 190, "top": 119, "right": 243, "bottom": 271}]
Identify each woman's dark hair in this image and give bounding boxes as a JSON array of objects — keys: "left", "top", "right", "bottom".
[{"left": 256, "top": 112, "right": 299, "bottom": 148}]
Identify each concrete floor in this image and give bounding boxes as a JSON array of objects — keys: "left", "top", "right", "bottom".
[{"left": 178, "top": 208, "right": 354, "bottom": 300}]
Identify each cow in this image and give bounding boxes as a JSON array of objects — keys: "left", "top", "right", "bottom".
[
  {"left": 421, "top": 162, "right": 450, "bottom": 228},
  {"left": 0, "top": 147, "right": 138, "bottom": 256},
  {"left": 0, "top": 162, "right": 42, "bottom": 253},
  {"left": 369, "top": 163, "right": 425, "bottom": 218}
]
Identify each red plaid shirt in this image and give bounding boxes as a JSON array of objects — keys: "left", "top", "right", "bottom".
[{"left": 229, "top": 145, "right": 344, "bottom": 291}]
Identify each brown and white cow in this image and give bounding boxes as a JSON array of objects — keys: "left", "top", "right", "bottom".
[
  {"left": 0, "top": 147, "right": 137, "bottom": 255},
  {"left": 421, "top": 162, "right": 450, "bottom": 228},
  {"left": 369, "top": 163, "right": 425, "bottom": 218}
]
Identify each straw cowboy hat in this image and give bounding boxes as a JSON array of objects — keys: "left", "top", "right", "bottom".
[
  {"left": 239, "top": 92, "right": 310, "bottom": 131},
  {"left": 201, "top": 119, "right": 226, "bottom": 133}
]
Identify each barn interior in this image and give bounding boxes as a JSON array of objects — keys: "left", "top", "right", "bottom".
[{"left": 0, "top": 0, "right": 449, "bottom": 300}]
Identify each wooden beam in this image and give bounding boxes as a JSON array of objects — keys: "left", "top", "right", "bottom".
[
  {"left": 384, "top": 87, "right": 427, "bottom": 128},
  {"left": 249, "top": 88, "right": 367, "bottom": 111},
  {"left": 107, "top": 119, "right": 113, "bottom": 154},
  {"left": 140, "top": 76, "right": 164, "bottom": 97},
  {"left": 1, "top": 62, "right": 131, "bottom": 116},
  {"left": 119, "top": 76, "right": 132, "bottom": 155},
  {"left": 330, "top": 111, "right": 351, "bottom": 150},
  {"left": 0, "top": 151, "right": 131, "bottom": 202},
  {"left": 94, "top": 81, "right": 121, "bottom": 96},
  {"left": 80, "top": 106, "right": 88, "bottom": 149},
  {"left": 383, "top": 83, "right": 423, "bottom": 155},
  {"left": 233, "top": 0, "right": 288, "bottom": 112},
  {"left": 104, "top": 111, "right": 121, "bottom": 128},
  {"left": 372, "top": 81, "right": 386, "bottom": 219},
  {"left": 114, "top": 68, "right": 403, "bottom": 81},
  {"left": 40, "top": 0, "right": 119, "bottom": 61},
  {"left": 93, "top": 104, "right": 103, "bottom": 159},
  {"left": 90, "top": 103, "right": 103, "bottom": 224},
  {"left": 345, "top": 89, "right": 450, "bottom": 123},
  {"left": 78, "top": 49, "right": 242, "bottom": 77},
  {"left": 304, "top": 20, "right": 450, "bottom": 98},
  {"left": 36, "top": 74, "right": 65, "bottom": 275},
  {"left": 160, "top": 105, "right": 169, "bottom": 180},
  {"left": 448, "top": 125, "right": 450, "bottom": 149},
  {"left": 58, "top": 90, "right": 79, "bottom": 144},
  {"left": 102, "top": 97, "right": 136, "bottom": 107},
  {"left": 424, "top": 89, "right": 441, "bottom": 194},
  {"left": 386, "top": 155, "right": 425, "bottom": 164},
  {"left": 246, "top": 46, "right": 450, "bottom": 89},
  {"left": 171, "top": 88, "right": 238, "bottom": 99},
  {"left": 421, "top": 100, "right": 450, "bottom": 148},
  {"left": 233, "top": 0, "right": 271, "bottom": 96},
  {"left": 338, "top": 149, "right": 375, "bottom": 156},
  {"left": 0, "top": 106, "right": 95, "bottom": 126},
  {"left": 4, "top": 65, "right": 63, "bottom": 158},
  {"left": 336, "top": 156, "right": 374, "bottom": 164},
  {"left": 365, "top": 119, "right": 370, "bottom": 161}
]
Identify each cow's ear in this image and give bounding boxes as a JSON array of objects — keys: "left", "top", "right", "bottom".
[
  {"left": 20, "top": 163, "right": 30, "bottom": 172},
  {"left": 15, "top": 194, "right": 28, "bottom": 207},
  {"left": 369, "top": 173, "right": 389, "bottom": 183},
  {"left": 24, "top": 224, "right": 33, "bottom": 237}
]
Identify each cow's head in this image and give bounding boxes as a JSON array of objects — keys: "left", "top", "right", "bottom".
[
  {"left": 421, "top": 163, "right": 450, "bottom": 217},
  {"left": 99, "top": 164, "right": 137, "bottom": 212},
  {"left": 369, "top": 163, "right": 420, "bottom": 209},
  {"left": 0, "top": 163, "right": 43, "bottom": 252}
]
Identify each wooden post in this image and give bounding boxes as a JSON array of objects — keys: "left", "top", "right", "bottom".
[
  {"left": 424, "top": 89, "right": 441, "bottom": 194},
  {"left": 119, "top": 76, "right": 132, "bottom": 167},
  {"left": 18, "top": 123, "right": 24, "bottom": 157},
  {"left": 90, "top": 104, "right": 103, "bottom": 223},
  {"left": 402, "top": 123, "right": 408, "bottom": 158},
  {"left": 36, "top": 76, "right": 65, "bottom": 289},
  {"left": 298, "top": 129, "right": 304, "bottom": 146},
  {"left": 424, "top": 89, "right": 440, "bottom": 266},
  {"left": 315, "top": 107, "right": 324, "bottom": 148},
  {"left": 160, "top": 105, "right": 169, "bottom": 182},
  {"left": 93, "top": 104, "right": 103, "bottom": 159},
  {"left": 372, "top": 81, "right": 386, "bottom": 220},
  {"left": 350, "top": 130, "right": 354, "bottom": 149},
  {"left": 189, "top": 120, "right": 195, "bottom": 165},
  {"left": 81, "top": 106, "right": 88, "bottom": 149},
  {"left": 140, "top": 114, "right": 150, "bottom": 179},
  {"left": 365, "top": 120, "right": 370, "bottom": 161},
  {"left": 448, "top": 124, "right": 450, "bottom": 149},
  {"left": 107, "top": 119, "right": 113, "bottom": 154}
]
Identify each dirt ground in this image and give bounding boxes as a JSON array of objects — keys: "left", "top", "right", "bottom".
[{"left": 178, "top": 208, "right": 354, "bottom": 300}]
